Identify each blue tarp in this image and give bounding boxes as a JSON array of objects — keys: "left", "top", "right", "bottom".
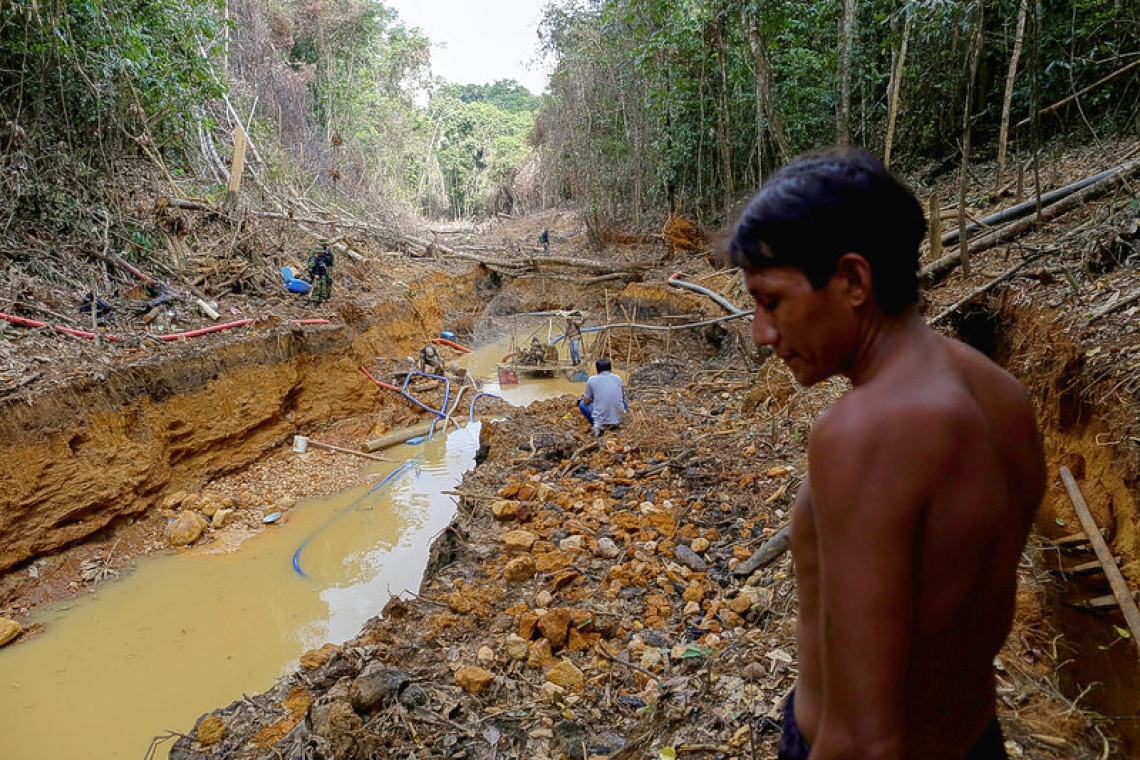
[{"left": 281, "top": 266, "right": 312, "bottom": 294}]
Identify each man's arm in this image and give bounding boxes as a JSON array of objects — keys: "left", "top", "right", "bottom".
[{"left": 806, "top": 402, "right": 957, "bottom": 759}]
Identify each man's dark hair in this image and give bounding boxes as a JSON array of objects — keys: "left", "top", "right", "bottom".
[
  {"left": 729, "top": 147, "right": 927, "bottom": 315},
  {"left": 596, "top": 357, "right": 612, "bottom": 373}
]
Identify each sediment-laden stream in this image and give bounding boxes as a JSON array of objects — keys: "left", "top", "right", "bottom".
[{"left": 0, "top": 334, "right": 593, "bottom": 759}]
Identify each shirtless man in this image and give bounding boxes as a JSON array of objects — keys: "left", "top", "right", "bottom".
[{"left": 729, "top": 148, "right": 1045, "bottom": 759}]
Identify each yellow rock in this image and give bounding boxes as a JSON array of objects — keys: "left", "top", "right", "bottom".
[
  {"left": 455, "top": 665, "right": 496, "bottom": 694},
  {"left": 504, "top": 555, "right": 536, "bottom": 583},
  {"left": 534, "top": 550, "right": 573, "bottom": 573},
  {"left": 690, "top": 537, "right": 709, "bottom": 553},
  {"left": 299, "top": 643, "right": 338, "bottom": 670},
  {"left": 728, "top": 594, "right": 754, "bottom": 615},
  {"left": 517, "top": 610, "right": 540, "bottom": 639},
  {"left": 197, "top": 715, "right": 226, "bottom": 746},
  {"left": 504, "top": 529, "right": 538, "bottom": 554},
  {"left": 491, "top": 500, "right": 520, "bottom": 520},
  {"left": 648, "top": 512, "right": 676, "bottom": 534},
  {"left": 447, "top": 591, "right": 473, "bottom": 614},
  {"left": 0, "top": 618, "right": 22, "bottom": 647},
  {"left": 527, "top": 638, "right": 555, "bottom": 668},
  {"left": 537, "top": 608, "right": 572, "bottom": 649},
  {"left": 165, "top": 511, "right": 208, "bottom": 547},
  {"left": 545, "top": 659, "right": 584, "bottom": 688}
]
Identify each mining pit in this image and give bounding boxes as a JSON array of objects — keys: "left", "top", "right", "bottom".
[{"left": 2, "top": 210, "right": 1139, "bottom": 759}]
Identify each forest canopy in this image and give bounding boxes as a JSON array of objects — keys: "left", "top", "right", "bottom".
[{"left": 1, "top": 0, "right": 1138, "bottom": 232}]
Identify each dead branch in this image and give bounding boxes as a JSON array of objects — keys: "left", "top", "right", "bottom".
[
  {"left": 402, "top": 235, "right": 650, "bottom": 274},
  {"left": 929, "top": 251, "right": 1047, "bottom": 326},
  {"left": 922, "top": 157, "right": 1140, "bottom": 285},
  {"left": 733, "top": 524, "right": 790, "bottom": 577},
  {"left": 1084, "top": 287, "right": 1140, "bottom": 327}
]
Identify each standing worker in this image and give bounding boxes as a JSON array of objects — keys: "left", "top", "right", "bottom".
[
  {"left": 730, "top": 147, "right": 1045, "bottom": 759},
  {"left": 306, "top": 239, "right": 335, "bottom": 305},
  {"left": 577, "top": 357, "right": 628, "bottom": 437},
  {"left": 539, "top": 228, "right": 550, "bottom": 255},
  {"left": 565, "top": 311, "right": 584, "bottom": 365}
]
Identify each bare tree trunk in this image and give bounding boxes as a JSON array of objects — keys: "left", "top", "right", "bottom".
[
  {"left": 836, "top": 0, "right": 857, "bottom": 144},
  {"left": 957, "top": 1, "right": 984, "bottom": 278},
  {"left": 715, "top": 18, "right": 734, "bottom": 219},
  {"left": 996, "top": 0, "right": 1028, "bottom": 191},
  {"left": 884, "top": 9, "right": 912, "bottom": 169},
  {"left": 740, "top": 1, "right": 790, "bottom": 177}
]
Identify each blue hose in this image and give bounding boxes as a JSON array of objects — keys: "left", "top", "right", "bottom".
[
  {"left": 291, "top": 458, "right": 420, "bottom": 578},
  {"left": 469, "top": 392, "right": 501, "bottom": 424}
]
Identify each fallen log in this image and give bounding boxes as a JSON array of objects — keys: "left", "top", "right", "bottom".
[
  {"left": 1060, "top": 466, "right": 1140, "bottom": 660},
  {"left": 921, "top": 157, "right": 1140, "bottom": 285},
  {"left": 402, "top": 235, "right": 650, "bottom": 274},
  {"left": 939, "top": 161, "right": 1135, "bottom": 249}
]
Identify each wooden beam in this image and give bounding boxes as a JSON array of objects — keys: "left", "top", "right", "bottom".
[
  {"left": 1060, "top": 466, "right": 1140, "bottom": 660},
  {"left": 1060, "top": 556, "right": 1122, "bottom": 575},
  {"left": 305, "top": 438, "right": 390, "bottom": 462}
]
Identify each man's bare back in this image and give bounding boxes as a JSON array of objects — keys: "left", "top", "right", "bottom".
[
  {"left": 729, "top": 148, "right": 1046, "bottom": 759},
  {"left": 790, "top": 318, "right": 1044, "bottom": 757}
]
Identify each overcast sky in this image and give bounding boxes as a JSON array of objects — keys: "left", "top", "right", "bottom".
[{"left": 384, "top": 0, "right": 552, "bottom": 95}]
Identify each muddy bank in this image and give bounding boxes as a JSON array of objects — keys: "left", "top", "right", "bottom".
[
  {"left": 0, "top": 267, "right": 485, "bottom": 572},
  {"left": 166, "top": 344, "right": 1119, "bottom": 759}
]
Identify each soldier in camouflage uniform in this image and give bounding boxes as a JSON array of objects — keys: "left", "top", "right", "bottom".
[{"left": 306, "top": 241, "right": 335, "bottom": 305}]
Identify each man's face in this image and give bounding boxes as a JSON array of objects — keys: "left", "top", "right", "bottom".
[{"left": 743, "top": 265, "right": 857, "bottom": 386}]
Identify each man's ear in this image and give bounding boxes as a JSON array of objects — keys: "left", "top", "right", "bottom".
[{"left": 835, "top": 252, "right": 873, "bottom": 307}]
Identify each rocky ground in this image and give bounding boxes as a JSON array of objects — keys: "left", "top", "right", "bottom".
[{"left": 3, "top": 139, "right": 1140, "bottom": 758}]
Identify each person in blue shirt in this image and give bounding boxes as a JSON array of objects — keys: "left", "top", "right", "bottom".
[{"left": 577, "top": 357, "right": 628, "bottom": 436}]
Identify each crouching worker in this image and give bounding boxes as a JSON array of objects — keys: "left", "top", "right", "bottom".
[
  {"left": 418, "top": 343, "right": 446, "bottom": 374},
  {"left": 577, "top": 357, "right": 628, "bottom": 436}
]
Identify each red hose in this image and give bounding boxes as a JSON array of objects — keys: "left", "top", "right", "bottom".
[
  {"left": 359, "top": 365, "right": 402, "bottom": 392},
  {"left": 157, "top": 319, "right": 254, "bottom": 341},
  {"left": 1, "top": 312, "right": 123, "bottom": 341},
  {"left": 432, "top": 337, "right": 472, "bottom": 353}
]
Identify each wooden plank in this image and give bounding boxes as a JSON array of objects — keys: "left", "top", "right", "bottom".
[
  {"left": 1060, "top": 466, "right": 1140, "bottom": 660},
  {"left": 1078, "top": 592, "right": 1140, "bottom": 611},
  {"left": 1061, "top": 556, "right": 1122, "bottom": 575},
  {"left": 305, "top": 439, "right": 390, "bottom": 462},
  {"left": 1052, "top": 529, "right": 1104, "bottom": 548}
]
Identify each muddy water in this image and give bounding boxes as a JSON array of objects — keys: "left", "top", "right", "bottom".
[{"left": 0, "top": 334, "right": 588, "bottom": 759}]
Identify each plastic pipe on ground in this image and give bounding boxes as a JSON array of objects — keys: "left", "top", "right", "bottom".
[
  {"left": 365, "top": 420, "right": 439, "bottom": 451},
  {"left": 158, "top": 319, "right": 254, "bottom": 341},
  {"left": 667, "top": 272, "right": 747, "bottom": 315},
  {"left": 400, "top": 371, "right": 450, "bottom": 425},
  {"left": 469, "top": 392, "right": 501, "bottom": 424},
  {"left": 1, "top": 312, "right": 124, "bottom": 342},
  {"left": 291, "top": 458, "right": 419, "bottom": 577},
  {"left": 359, "top": 365, "right": 402, "bottom": 392},
  {"left": 432, "top": 337, "right": 472, "bottom": 353}
]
